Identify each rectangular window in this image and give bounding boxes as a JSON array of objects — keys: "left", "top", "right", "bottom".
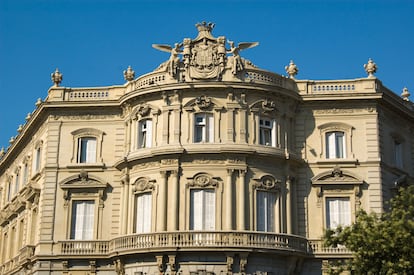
[
  {"left": 70, "top": 200, "right": 95, "bottom": 240},
  {"left": 190, "top": 189, "right": 215, "bottom": 230},
  {"left": 395, "top": 141, "right": 403, "bottom": 168},
  {"left": 14, "top": 172, "right": 20, "bottom": 194},
  {"left": 259, "top": 118, "right": 276, "bottom": 146},
  {"left": 326, "top": 197, "right": 351, "bottom": 229},
  {"left": 135, "top": 192, "right": 152, "bottom": 233},
  {"left": 326, "top": 131, "right": 345, "bottom": 159},
  {"left": 194, "top": 113, "right": 214, "bottom": 143},
  {"left": 34, "top": 147, "right": 42, "bottom": 172},
  {"left": 138, "top": 119, "right": 153, "bottom": 148},
  {"left": 7, "top": 181, "right": 13, "bottom": 201},
  {"left": 78, "top": 137, "right": 97, "bottom": 163},
  {"left": 23, "top": 163, "right": 29, "bottom": 185},
  {"left": 257, "top": 191, "right": 276, "bottom": 232}
]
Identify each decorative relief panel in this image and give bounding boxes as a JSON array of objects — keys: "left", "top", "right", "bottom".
[
  {"left": 252, "top": 175, "right": 281, "bottom": 191},
  {"left": 133, "top": 177, "right": 155, "bottom": 192},
  {"left": 187, "top": 173, "right": 221, "bottom": 188}
]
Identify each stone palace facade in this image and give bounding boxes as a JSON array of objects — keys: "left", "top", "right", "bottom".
[{"left": 0, "top": 23, "right": 413, "bottom": 275}]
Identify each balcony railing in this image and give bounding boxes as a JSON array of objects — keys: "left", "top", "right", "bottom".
[
  {"left": 308, "top": 239, "right": 351, "bottom": 258},
  {"left": 58, "top": 231, "right": 309, "bottom": 256}
]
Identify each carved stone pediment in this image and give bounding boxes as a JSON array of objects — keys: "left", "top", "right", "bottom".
[
  {"left": 250, "top": 99, "right": 277, "bottom": 114},
  {"left": 60, "top": 170, "right": 108, "bottom": 190},
  {"left": 311, "top": 166, "right": 363, "bottom": 186},
  {"left": 187, "top": 173, "right": 220, "bottom": 188},
  {"left": 252, "top": 175, "right": 281, "bottom": 191},
  {"left": 133, "top": 177, "right": 155, "bottom": 192}
]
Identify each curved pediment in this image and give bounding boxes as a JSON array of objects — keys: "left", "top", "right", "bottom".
[
  {"left": 183, "top": 95, "right": 222, "bottom": 111},
  {"left": 60, "top": 170, "right": 107, "bottom": 189},
  {"left": 311, "top": 166, "right": 363, "bottom": 185}
]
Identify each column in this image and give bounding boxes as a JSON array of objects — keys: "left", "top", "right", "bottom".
[
  {"left": 237, "top": 170, "right": 246, "bottom": 230},
  {"left": 173, "top": 108, "right": 181, "bottom": 144},
  {"left": 168, "top": 170, "right": 179, "bottom": 231},
  {"left": 286, "top": 177, "right": 292, "bottom": 234},
  {"left": 162, "top": 109, "right": 170, "bottom": 145},
  {"left": 225, "top": 169, "right": 233, "bottom": 230},
  {"left": 121, "top": 174, "right": 130, "bottom": 235},
  {"left": 239, "top": 109, "right": 247, "bottom": 143},
  {"left": 157, "top": 171, "right": 167, "bottom": 231},
  {"left": 227, "top": 109, "right": 234, "bottom": 142}
]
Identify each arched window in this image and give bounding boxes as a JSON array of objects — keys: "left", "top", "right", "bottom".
[{"left": 71, "top": 128, "right": 104, "bottom": 165}]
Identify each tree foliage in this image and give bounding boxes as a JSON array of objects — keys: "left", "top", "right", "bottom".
[{"left": 324, "top": 185, "right": 414, "bottom": 274}]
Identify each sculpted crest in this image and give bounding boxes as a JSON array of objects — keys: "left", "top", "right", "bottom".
[{"left": 152, "top": 22, "right": 258, "bottom": 81}]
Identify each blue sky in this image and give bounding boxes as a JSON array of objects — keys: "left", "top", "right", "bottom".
[{"left": 1, "top": 0, "right": 413, "bottom": 148}]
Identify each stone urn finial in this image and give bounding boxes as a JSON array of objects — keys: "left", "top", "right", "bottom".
[
  {"left": 285, "top": 60, "right": 299, "bottom": 79},
  {"left": 123, "top": 66, "right": 135, "bottom": 82},
  {"left": 35, "top": 98, "right": 43, "bottom": 107},
  {"left": 0, "top": 147, "right": 5, "bottom": 157},
  {"left": 51, "top": 68, "right": 63, "bottom": 87},
  {"left": 364, "top": 58, "right": 377, "bottom": 78},
  {"left": 401, "top": 87, "right": 410, "bottom": 101}
]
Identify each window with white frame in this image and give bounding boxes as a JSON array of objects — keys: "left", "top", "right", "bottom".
[
  {"left": 194, "top": 113, "right": 214, "bottom": 143},
  {"left": 326, "top": 131, "right": 346, "bottom": 159},
  {"left": 190, "top": 189, "right": 215, "bottom": 230},
  {"left": 259, "top": 118, "right": 276, "bottom": 146},
  {"left": 135, "top": 192, "right": 152, "bottom": 233},
  {"left": 70, "top": 200, "right": 95, "bottom": 240},
  {"left": 77, "top": 137, "right": 97, "bottom": 163},
  {"left": 394, "top": 140, "right": 403, "bottom": 168},
  {"left": 326, "top": 197, "right": 351, "bottom": 229},
  {"left": 138, "top": 119, "right": 152, "bottom": 149},
  {"left": 256, "top": 191, "right": 276, "bottom": 232}
]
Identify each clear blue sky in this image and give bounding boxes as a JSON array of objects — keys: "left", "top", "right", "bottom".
[{"left": 1, "top": 0, "right": 413, "bottom": 148}]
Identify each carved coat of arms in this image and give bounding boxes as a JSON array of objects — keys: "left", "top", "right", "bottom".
[{"left": 152, "top": 22, "right": 258, "bottom": 81}]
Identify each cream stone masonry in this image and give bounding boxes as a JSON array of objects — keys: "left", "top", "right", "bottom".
[{"left": 0, "top": 23, "right": 413, "bottom": 275}]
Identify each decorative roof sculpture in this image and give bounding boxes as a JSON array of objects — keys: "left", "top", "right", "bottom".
[{"left": 152, "top": 22, "right": 258, "bottom": 81}]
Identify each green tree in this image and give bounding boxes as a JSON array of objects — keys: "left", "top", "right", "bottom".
[{"left": 324, "top": 185, "right": 414, "bottom": 274}]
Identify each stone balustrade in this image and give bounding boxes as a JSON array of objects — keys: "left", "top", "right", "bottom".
[
  {"left": 59, "top": 231, "right": 310, "bottom": 256},
  {"left": 308, "top": 239, "right": 351, "bottom": 257}
]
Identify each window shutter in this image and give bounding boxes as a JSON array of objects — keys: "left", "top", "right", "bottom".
[
  {"left": 204, "top": 190, "right": 215, "bottom": 230},
  {"left": 86, "top": 138, "right": 97, "bottom": 163},
  {"left": 136, "top": 193, "right": 152, "bottom": 233},
  {"left": 71, "top": 201, "right": 95, "bottom": 240},
  {"left": 190, "top": 190, "right": 203, "bottom": 230},
  {"left": 326, "top": 132, "right": 336, "bottom": 159},
  {"left": 208, "top": 114, "right": 214, "bottom": 142},
  {"left": 272, "top": 120, "right": 277, "bottom": 147},
  {"left": 326, "top": 198, "right": 350, "bottom": 229},
  {"left": 146, "top": 120, "right": 153, "bottom": 148},
  {"left": 335, "top": 133, "right": 345, "bottom": 158},
  {"left": 257, "top": 191, "right": 266, "bottom": 231}
]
